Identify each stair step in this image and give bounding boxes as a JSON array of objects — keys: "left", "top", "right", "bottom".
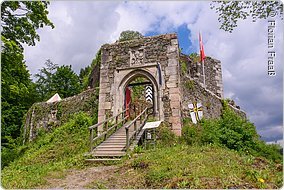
[
  {"left": 92, "top": 152, "right": 125, "bottom": 157},
  {"left": 96, "top": 145, "right": 125, "bottom": 148},
  {"left": 85, "top": 158, "right": 121, "bottom": 162},
  {"left": 111, "top": 135, "right": 126, "bottom": 137},
  {"left": 99, "top": 144, "right": 125, "bottom": 147},
  {"left": 108, "top": 137, "right": 126, "bottom": 139},
  {"left": 105, "top": 140, "right": 126, "bottom": 143},
  {"left": 93, "top": 150, "right": 125, "bottom": 154},
  {"left": 101, "top": 142, "right": 126, "bottom": 145},
  {"left": 95, "top": 147, "right": 124, "bottom": 151}
]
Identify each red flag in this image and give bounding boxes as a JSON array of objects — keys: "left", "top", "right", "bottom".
[{"left": 199, "top": 32, "right": 206, "bottom": 62}]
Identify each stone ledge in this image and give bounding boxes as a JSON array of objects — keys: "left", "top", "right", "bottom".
[{"left": 116, "top": 63, "right": 158, "bottom": 71}]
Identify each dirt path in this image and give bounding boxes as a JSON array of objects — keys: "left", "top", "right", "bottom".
[
  {"left": 40, "top": 164, "right": 145, "bottom": 189},
  {"left": 42, "top": 165, "right": 119, "bottom": 189}
]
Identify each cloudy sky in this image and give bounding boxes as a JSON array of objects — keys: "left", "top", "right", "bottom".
[{"left": 23, "top": 1, "right": 283, "bottom": 142}]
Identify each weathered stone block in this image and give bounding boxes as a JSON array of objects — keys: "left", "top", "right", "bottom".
[
  {"left": 101, "top": 102, "right": 111, "bottom": 109},
  {"left": 99, "top": 94, "right": 106, "bottom": 102},
  {"left": 168, "top": 74, "right": 178, "bottom": 82},
  {"left": 172, "top": 108, "right": 180, "bottom": 116},
  {"left": 169, "top": 94, "right": 181, "bottom": 102},
  {"left": 169, "top": 87, "right": 180, "bottom": 94},
  {"left": 170, "top": 100, "right": 180, "bottom": 109},
  {"left": 169, "top": 116, "right": 181, "bottom": 125},
  {"left": 165, "top": 66, "right": 177, "bottom": 75},
  {"left": 166, "top": 82, "right": 177, "bottom": 88},
  {"left": 168, "top": 58, "right": 178, "bottom": 66},
  {"left": 98, "top": 109, "right": 105, "bottom": 117},
  {"left": 166, "top": 82, "right": 178, "bottom": 88},
  {"left": 171, "top": 39, "right": 178, "bottom": 45},
  {"left": 100, "top": 76, "right": 109, "bottom": 83},
  {"left": 100, "top": 87, "right": 111, "bottom": 93},
  {"left": 167, "top": 45, "right": 177, "bottom": 53}
]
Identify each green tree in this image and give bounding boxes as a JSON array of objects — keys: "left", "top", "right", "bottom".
[
  {"left": 1, "top": 1, "right": 54, "bottom": 48},
  {"left": 52, "top": 65, "right": 82, "bottom": 98},
  {"left": 35, "top": 61, "right": 82, "bottom": 100},
  {"left": 1, "top": 1, "right": 53, "bottom": 143},
  {"left": 210, "top": 1, "right": 283, "bottom": 32},
  {"left": 79, "top": 66, "right": 91, "bottom": 90},
  {"left": 118, "top": 30, "right": 143, "bottom": 42},
  {"left": 35, "top": 59, "right": 58, "bottom": 100}
]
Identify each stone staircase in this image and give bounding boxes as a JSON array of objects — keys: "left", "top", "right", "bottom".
[
  {"left": 91, "top": 126, "right": 128, "bottom": 158},
  {"left": 87, "top": 107, "right": 149, "bottom": 161}
]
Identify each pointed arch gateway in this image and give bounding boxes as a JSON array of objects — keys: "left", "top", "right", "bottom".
[
  {"left": 97, "top": 34, "right": 183, "bottom": 136},
  {"left": 117, "top": 69, "right": 160, "bottom": 119}
]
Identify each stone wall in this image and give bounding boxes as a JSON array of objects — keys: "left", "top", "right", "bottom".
[
  {"left": 180, "top": 54, "right": 223, "bottom": 98},
  {"left": 98, "top": 33, "right": 183, "bottom": 135},
  {"left": 181, "top": 76, "right": 246, "bottom": 121},
  {"left": 89, "top": 64, "right": 100, "bottom": 88},
  {"left": 23, "top": 88, "right": 99, "bottom": 142}
]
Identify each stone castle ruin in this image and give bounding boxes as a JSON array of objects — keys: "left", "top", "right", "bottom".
[
  {"left": 23, "top": 33, "right": 244, "bottom": 141},
  {"left": 95, "top": 33, "right": 240, "bottom": 135}
]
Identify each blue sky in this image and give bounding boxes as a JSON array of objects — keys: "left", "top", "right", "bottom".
[
  {"left": 146, "top": 24, "right": 193, "bottom": 55},
  {"left": 24, "top": 1, "right": 283, "bottom": 142}
]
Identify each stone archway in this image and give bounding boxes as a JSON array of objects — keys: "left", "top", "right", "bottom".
[
  {"left": 97, "top": 33, "right": 183, "bottom": 135},
  {"left": 117, "top": 69, "right": 160, "bottom": 118}
]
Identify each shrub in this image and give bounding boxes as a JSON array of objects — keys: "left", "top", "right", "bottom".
[
  {"left": 219, "top": 102, "right": 259, "bottom": 152},
  {"left": 200, "top": 119, "right": 221, "bottom": 145},
  {"left": 1, "top": 136, "right": 29, "bottom": 169},
  {"left": 181, "top": 101, "right": 283, "bottom": 162},
  {"left": 181, "top": 124, "right": 199, "bottom": 145},
  {"left": 156, "top": 122, "right": 177, "bottom": 147},
  {"left": 180, "top": 60, "right": 187, "bottom": 75}
]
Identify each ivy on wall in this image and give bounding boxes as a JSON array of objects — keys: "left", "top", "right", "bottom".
[{"left": 23, "top": 88, "right": 99, "bottom": 143}]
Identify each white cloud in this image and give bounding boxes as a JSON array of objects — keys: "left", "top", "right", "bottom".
[{"left": 24, "top": 1, "right": 120, "bottom": 76}]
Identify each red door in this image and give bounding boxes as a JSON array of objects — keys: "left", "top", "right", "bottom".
[{"left": 125, "top": 87, "right": 131, "bottom": 118}]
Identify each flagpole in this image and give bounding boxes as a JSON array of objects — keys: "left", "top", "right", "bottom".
[
  {"left": 199, "top": 31, "right": 206, "bottom": 88},
  {"left": 202, "top": 59, "right": 205, "bottom": 88}
]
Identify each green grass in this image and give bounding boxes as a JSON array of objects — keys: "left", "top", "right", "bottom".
[
  {"left": 128, "top": 144, "right": 282, "bottom": 189},
  {"left": 1, "top": 112, "right": 93, "bottom": 189}
]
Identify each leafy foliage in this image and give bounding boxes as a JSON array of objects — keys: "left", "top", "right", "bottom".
[
  {"left": 79, "top": 66, "right": 92, "bottom": 89},
  {"left": 35, "top": 60, "right": 82, "bottom": 100},
  {"left": 1, "top": 1, "right": 54, "bottom": 48},
  {"left": 52, "top": 65, "right": 82, "bottom": 98},
  {"left": 180, "top": 60, "right": 187, "bottom": 75},
  {"left": 189, "top": 53, "right": 200, "bottom": 64},
  {"left": 1, "top": 112, "right": 93, "bottom": 188},
  {"left": 182, "top": 101, "right": 282, "bottom": 162},
  {"left": 129, "top": 77, "right": 148, "bottom": 101},
  {"left": 34, "top": 59, "right": 58, "bottom": 100},
  {"left": 211, "top": 1, "right": 283, "bottom": 32},
  {"left": 1, "top": 1, "right": 53, "bottom": 145},
  {"left": 118, "top": 30, "right": 143, "bottom": 42},
  {"left": 156, "top": 123, "right": 177, "bottom": 147}
]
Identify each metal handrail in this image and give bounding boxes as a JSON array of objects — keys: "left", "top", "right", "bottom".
[
  {"left": 89, "top": 108, "right": 129, "bottom": 152},
  {"left": 125, "top": 107, "right": 148, "bottom": 150}
]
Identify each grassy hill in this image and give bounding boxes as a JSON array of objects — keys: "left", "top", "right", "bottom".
[
  {"left": 96, "top": 145, "right": 282, "bottom": 189},
  {"left": 1, "top": 112, "right": 92, "bottom": 188},
  {"left": 1, "top": 105, "right": 283, "bottom": 189}
]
